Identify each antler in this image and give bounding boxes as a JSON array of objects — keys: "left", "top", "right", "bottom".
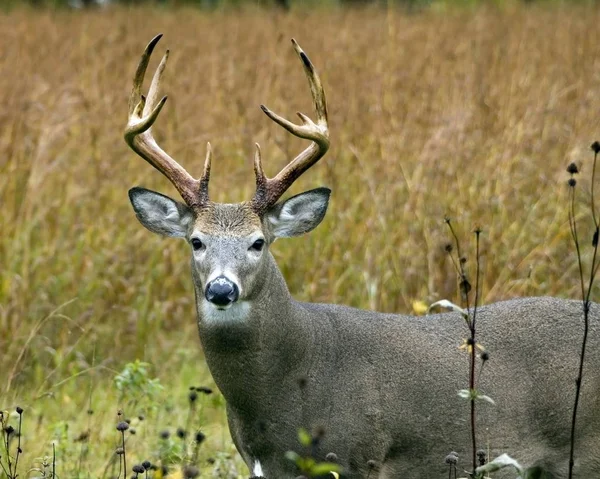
[
  {"left": 251, "top": 39, "right": 330, "bottom": 214},
  {"left": 124, "top": 34, "right": 211, "bottom": 209}
]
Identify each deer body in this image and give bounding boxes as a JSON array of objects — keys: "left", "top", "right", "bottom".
[
  {"left": 195, "top": 264, "right": 600, "bottom": 478},
  {"left": 124, "top": 36, "right": 600, "bottom": 478}
]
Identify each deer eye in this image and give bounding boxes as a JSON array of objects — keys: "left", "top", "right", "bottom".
[
  {"left": 250, "top": 239, "right": 265, "bottom": 252},
  {"left": 191, "top": 238, "right": 204, "bottom": 251}
]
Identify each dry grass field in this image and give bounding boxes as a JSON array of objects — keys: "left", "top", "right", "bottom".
[{"left": 1, "top": 3, "right": 600, "bottom": 477}]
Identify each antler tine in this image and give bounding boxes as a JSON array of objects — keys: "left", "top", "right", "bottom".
[
  {"left": 251, "top": 39, "right": 330, "bottom": 214},
  {"left": 128, "top": 34, "right": 163, "bottom": 116},
  {"left": 125, "top": 35, "right": 207, "bottom": 209},
  {"left": 145, "top": 45, "right": 169, "bottom": 118},
  {"left": 199, "top": 142, "right": 212, "bottom": 203}
]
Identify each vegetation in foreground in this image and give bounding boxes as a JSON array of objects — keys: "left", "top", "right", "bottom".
[{"left": 1, "top": 4, "right": 600, "bottom": 477}]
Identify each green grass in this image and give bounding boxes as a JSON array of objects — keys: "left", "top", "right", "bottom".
[
  {"left": 1, "top": 3, "right": 600, "bottom": 477},
  {"left": 2, "top": 358, "right": 246, "bottom": 478}
]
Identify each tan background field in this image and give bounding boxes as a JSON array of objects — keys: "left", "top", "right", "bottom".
[{"left": 1, "top": 4, "right": 600, "bottom": 477}]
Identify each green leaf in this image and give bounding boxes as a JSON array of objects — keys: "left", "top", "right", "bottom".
[
  {"left": 475, "top": 453, "right": 523, "bottom": 475},
  {"left": 310, "top": 462, "right": 343, "bottom": 475},
  {"left": 458, "top": 389, "right": 472, "bottom": 400},
  {"left": 458, "top": 389, "right": 469, "bottom": 397},
  {"left": 298, "top": 427, "right": 312, "bottom": 447},
  {"left": 298, "top": 457, "right": 316, "bottom": 472},
  {"left": 285, "top": 451, "right": 301, "bottom": 464},
  {"left": 458, "top": 389, "right": 495, "bottom": 404},
  {"left": 427, "top": 300, "right": 468, "bottom": 319}
]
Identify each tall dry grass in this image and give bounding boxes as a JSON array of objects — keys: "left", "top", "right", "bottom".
[{"left": 1, "top": 2, "right": 600, "bottom": 418}]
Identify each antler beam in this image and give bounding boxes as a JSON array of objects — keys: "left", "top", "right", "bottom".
[
  {"left": 251, "top": 39, "right": 330, "bottom": 214},
  {"left": 124, "top": 34, "right": 211, "bottom": 209}
]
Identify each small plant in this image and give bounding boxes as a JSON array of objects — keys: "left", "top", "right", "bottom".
[
  {"left": 29, "top": 452, "right": 56, "bottom": 479},
  {"left": 433, "top": 224, "right": 548, "bottom": 479},
  {"left": 285, "top": 428, "right": 342, "bottom": 478},
  {"left": 445, "top": 452, "right": 458, "bottom": 479},
  {"left": 430, "top": 219, "right": 488, "bottom": 475},
  {"left": 131, "top": 460, "right": 155, "bottom": 478},
  {"left": 114, "top": 360, "right": 164, "bottom": 412},
  {"left": 157, "top": 428, "right": 182, "bottom": 471},
  {"left": 0, "top": 407, "right": 25, "bottom": 479},
  {"left": 209, "top": 451, "right": 242, "bottom": 478},
  {"left": 566, "top": 141, "right": 600, "bottom": 479}
]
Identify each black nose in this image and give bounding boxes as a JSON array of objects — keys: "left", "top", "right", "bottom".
[{"left": 205, "top": 276, "right": 239, "bottom": 306}]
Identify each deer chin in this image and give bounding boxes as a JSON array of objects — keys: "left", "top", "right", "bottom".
[{"left": 201, "top": 300, "right": 250, "bottom": 324}]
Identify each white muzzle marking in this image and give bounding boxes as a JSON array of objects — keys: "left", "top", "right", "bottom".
[{"left": 201, "top": 301, "right": 250, "bottom": 324}]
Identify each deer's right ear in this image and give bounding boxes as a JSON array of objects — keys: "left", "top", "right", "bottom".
[{"left": 128, "top": 187, "right": 193, "bottom": 238}]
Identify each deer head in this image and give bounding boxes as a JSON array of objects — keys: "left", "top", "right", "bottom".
[{"left": 125, "top": 35, "right": 330, "bottom": 320}]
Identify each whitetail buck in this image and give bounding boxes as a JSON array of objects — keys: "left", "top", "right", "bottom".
[{"left": 124, "top": 35, "right": 600, "bottom": 478}]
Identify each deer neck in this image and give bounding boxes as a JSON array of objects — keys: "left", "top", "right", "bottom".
[{"left": 193, "top": 254, "right": 312, "bottom": 412}]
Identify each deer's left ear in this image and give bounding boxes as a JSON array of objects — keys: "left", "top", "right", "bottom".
[{"left": 266, "top": 187, "right": 330, "bottom": 238}]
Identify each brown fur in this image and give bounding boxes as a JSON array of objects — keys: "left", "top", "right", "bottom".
[{"left": 193, "top": 202, "right": 262, "bottom": 236}]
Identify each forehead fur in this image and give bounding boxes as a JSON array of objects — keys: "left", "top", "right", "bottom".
[{"left": 193, "top": 202, "right": 262, "bottom": 236}]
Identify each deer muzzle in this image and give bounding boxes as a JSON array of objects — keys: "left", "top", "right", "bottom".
[{"left": 205, "top": 276, "right": 239, "bottom": 307}]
